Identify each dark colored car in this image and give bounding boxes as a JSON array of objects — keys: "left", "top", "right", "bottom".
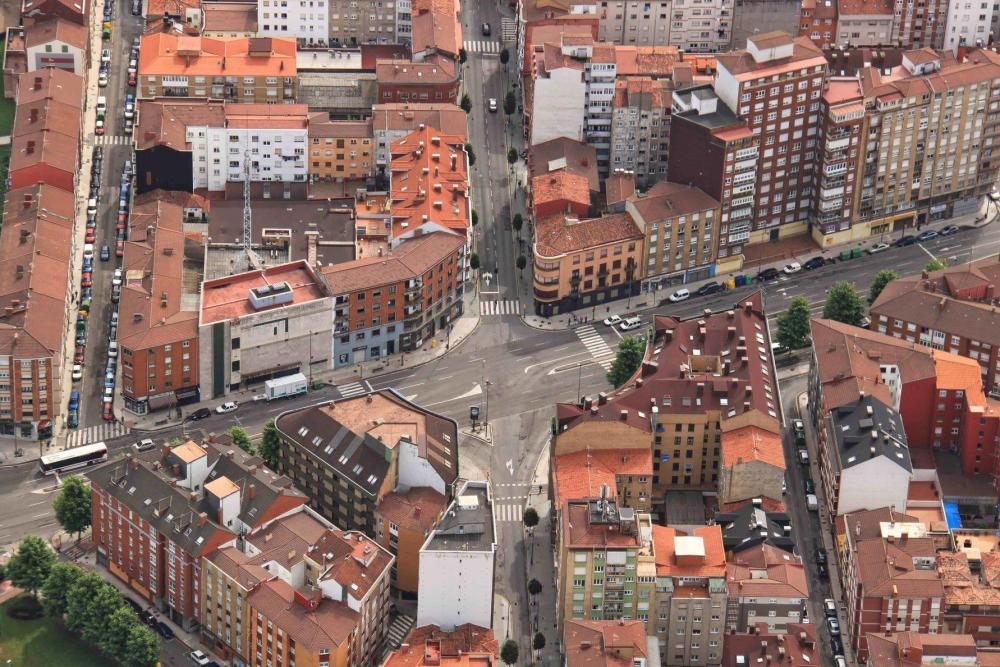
[
  {"left": 68, "top": 390, "right": 80, "bottom": 411},
  {"left": 93, "top": 146, "right": 103, "bottom": 161},
  {"left": 894, "top": 235, "right": 916, "bottom": 247},
  {"left": 123, "top": 598, "right": 142, "bottom": 615},
  {"left": 695, "top": 281, "right": 723, "bottom": 296},
  {"left": 758, "top": 267, "right": 781, "bottom": 281},
  {"left": 817, "top": 561, "right": 829, "bottom": 579},
  {"left": 803, "top": 478, "right": 815, "bottom": 495},
  {"left": 100, "top": 244, "right": 111, "bottom": 261},
  {"left": 156, "top": 621, "right": 175, "bottom": 640},
  {"left": 831, "top": 635, "right": 843, "bottom": 656},
  {"left": 803, "top": 256, "right": 826, "bottom": 270},
  {"left": 189, "top": 407, "right": 212, "bottom": 421},
  {"left": 75, "top": 331, "right": 86, "bottom": 346},
  {"left": 815, "top": 546, "right": 828, "bottom": 565}
]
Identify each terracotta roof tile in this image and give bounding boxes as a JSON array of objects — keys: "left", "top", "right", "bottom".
[
  {"left": 135, "top": 98, "right": 227, "bottom": 151},
  {"left": 376, "top": 487, "right": 447, "bottom": 533},
  {"left": 15, "top": 67, "right": 83, "bottom": 106},
  {"left": 716, "top": 35, "right": 826, "bottom": 78},
  {"left": 248, "top": 579, "right": 357, "bottom": 651},
  {"left": 138, "top": 33, "right": 297, "bottom": 78},
  {"left": 837, "top": 0, "right": 892, "bottom": 15},
  {"left": 321, "top": 230, "right": 463, "bottom": 294},
  {"left": 410, "top": 0, "right": 462, "bottom": 58},
  {"left": 721, "top": 424, "right": 785, "bottom": 469},
  {"left": 24, "top": 17, "right": 86, "bottom": 49},
  {"left": 563, "top": 620, "right": 648, "bottom": 666},
  {"left": 653, "top": 525, "right": 727, "bottom": 578},
  {"left": 528, "top": 137, "right": 599, "bottom": 192},
  {"left": 627, "top": 180, "right": 720, "bottom": 223},
  {"left": 202, "top": 2, "right": 258, "bottom": 33},
  {"left": 372, "top": 103, "right": 467, "bottom": 138},
  {"left": 855, "top": 537, "right": 943, "bottom": 598},
  {"left": 531, "top": 170, "right": 591, "bottom": 211},
  {"left": 376, "top": 58, "right": 458, "bottom": 84},
  {"left": 383, "top": 624, "right": 499, "bottom": 666},
  {"left": 389, "top": 126, "right": 468, "bottom": 235},
  {"left": 552, "top": 448, "right": 651, "bottom": 506},
  {"left": 535, "top": 211, "right": 642, "bottom": 257}
]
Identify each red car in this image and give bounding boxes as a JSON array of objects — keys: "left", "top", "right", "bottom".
[
  {"left": 81, "top": 272, "right": 93, "bottom": 288},
  {"left": 74, "top": 345, "right": 85, "bottom": 364},
  {"left": 85, "top": 229, "right": 96, "bottom": 244},
  {"left": 116, "top": 219, "right": 126, "bottom": 233},
  {"left": 127, "top": 72, "right": 136, "bottom": 86},
  {"left": 116, "top": 239, "right": 125, "bottom": 257},
  {"left": 117, "top": 212, "right": 127, "bottom": 226},
  {"left": 102, "top": 402, "right": 114, "bottom": 421}
]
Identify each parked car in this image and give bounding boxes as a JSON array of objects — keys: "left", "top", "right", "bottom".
[
  {"left": 941, "top": 225, "right": 960, "bottom": 236},
  {"left": 132, "top": 438, "right": 156, "bottom": 452},
  {"left": 695, "top": 281, "right": 723, "bottom": 296},
  {"left": 73, "top": 346, "right": 85, "bottom": 364},
  {"left": 894, "top": 235, "right": 916, "bottom": 247},
  {"left": 190, "top": 651, "right": 211, "bottom": 666},
  {"left": 189, "top": 407, "right": 212, "bottom": 421},
  {"left": 668, "top": 288, "right": 690, "bottom": 303},
  {"left": 488, "top": 98, "right": 497, "bottom": 112},
  {"left": 123, "top": 598, "right": 142, "bottom": 615},
  {"left": 827, "top": 617, "right": 841, "bottom": 636},
  {"left": 141, "top": 610, "right": 156, "bottom": 627},
  {"left": 84, "top": 228, "right": 96, "bottom": 244},
  {"left": 830, "top": 635, "right": 843, "bottom": 655},
  {"left": 817, "top": 560, "right": 829, "bottom": 580},
  {"left": 868, "top": 242, "right": 890, "bottom": 254},
  {"left": 823, "top": 599, "right": 837, "bottom": 618},
  {"left": 782, "top": 261, "right": 802, "bottom": 274},
  {"left": 216, "top": 401, "right": 239, "bottom": 414},
  {"left": 815, "top": 546, "right": 827, "bottom": 565},
  {"left": 101, "top": 48, "right": 111, "bottom": 63},
  {"left": 917, "top": 229, "right": 939, "bottom": 241},
  {"left": 102, "top": 402, "right": 114, "bottom": 422},
  {"left": 68, "top": 390, "right": 80, "bottom": 411},
  {"left": 98, "top": 71, "right": 109, "bottom": 87},
  {"left": 123, "top": 118, "right": 134, "bottom": 135},
  {"left": 797, "top": 449, "right": 809, "bottom": 465},
  {"left": 156, "top": 621, "right": 175, "bottom": 640},
  {"left": 112, "top": 268, "right": 123, "bottom": 286},
  {"left": 603, "top": 314, "right": 622, "bottom": 327},
  {"left": 757, "top": 267, "right": 780, "bottom": 281},
  {"left": 111, "top": 284, "right": 121, "bottom": 304},
  {"left": 619, "top": 316, "right": 642, "bottom": 332},
  {"left": 127, "top": 71, "right": 137, "bottom": 86},
  {"left": 96, "top": 96, "right": 107, "bottom": 115},
  {"left": 803, "top": 256, "right": 826, "bottom": 270},
  {"left": 80, "top": 272, "right": 92, "bottom": 288},
  {"left": 116, "top": 239, "right": 125, "bottom": 257},
  {"left": 67, "top": 410, "right": 79, "bottom": 429},
  {"left": 803, "top": 478, "right": 815, "bottom": 494},
  {"left": 792, "top": 419, "right": 804, "bottom": 434}
]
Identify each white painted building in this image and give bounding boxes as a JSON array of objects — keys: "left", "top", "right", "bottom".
[
  {"left": 188, "top": 104, "right": 310, "bottom": 192},
  {"left": 257, "top": 0, "right": 330, "bottom": 46},
  {"left": 944, "top": 0, "right": 995, "bottom": 51},
  {"left": 396, "top": 0, "right": 412, "bottom": 42},
  {"left": 416, "top": 481, "right": 496, "bottom": 631}
]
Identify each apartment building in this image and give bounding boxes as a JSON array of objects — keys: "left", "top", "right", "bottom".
[
  {"left": 562, "top": 620, "right": 650, "bottom": 667},
  {"left": 137, "top": 34, "right": 298, "bottom": 104},
  {"left": 849, "top": 49, "right": 1000, "bottom": 234},
  {"left": 119, "top": 197, "right": 201, "bottom": 415},
  {"left": 866, "top": 633, "right": 984, "bottom": 667},
  {"left": 721, "top": 623, "right": 816, "bottom": 666},
  {"left": 256, "top": 0, "right": 330, "bottom": 46},
  {"left": 416, "top": 482, "right": 496, "bottom": 631},
  {"left": 937, "top": 549, "right": 1000, "bottom": 645},
  {"left": 87, "top": 438, "right": 309, "bottom": 630},
  {"left": 836, "top": 0, "right": 894, "bottom": 45},
  {"left": 201, "top": 3, "right": 258, "bottom": 38},
  {"left": 327, "top": 0, "right": 399, "bottom": 45},
  {"left": 187, "top": 103, "right": 309, "bottom": 192},
  {"left": 20, "top": 0, "right": 87, "bottom": 26},
  {"left": 712, "top": 32, "right": 828, "bottom": 251},
  {"left": 376, "top": 59, "right": 460, "bottom": 105},
  {"left": 373, "top": 486, "right": 446, "bottom": 595},
  {"left": 668, "top": 84, "right": 758, "bottom": 273},
  {"left": 410, "top": 0, "right": 461, "bottom": 60},
  {"left": 308, "top": 117, "right": 374, "bottom": 182},
  {"left": 273, "top": 390, "right": 459, "bottom": 534},
  {"left": 552, "top": 447, "right": 653, "bottom": 514},
  {"left": 389, "top": 125, "right": 469, "bottom": 238},
  {"left": 532, "top": 210, "right": 644, "bottom": 316},
  {"left": 198, "top": 261, "right": 332, "bottom": 398},
  {"left": 555, "top": 293, "right": 777, "bottom": 498},
  {"left": 798, "top": 0, "right": 838, "bottom": 47},
  {"left": 653, "top": 524, "right": 727, "bottom": 666},
  {"left": 894, "top": 0, "right": 948, "bottom": 48},
  {"left": 381, "top": 624, "right": 499, "bottom": 666},
  {"left": 23, "top": 18, "right": 85, "bottom": 74},
  {"left": 609, "top": 77, "right": 672, "bottom": 185},
  {"left": 625, "top": 179, "right": 721, "bottom": 288},
  {"left": 598, "top": 0, "right": 732, "bottom": 51},
  {"left": 371, "top": 103, "right": 467, "bottom": 168},
  {"left": 555, "top": 497, "right": 656, "bottom": 631},
  {"left": 322, "top": 230, "right": 465, "bottom": 365},
  {"left": 810, "top": 316, "right": 1000, "bottom": 482},
  {"left": 944, "top": 0, "right": 996, "bottom": 51},
  {"left": 870, "top": 257, "right": 1000, "bottom": 398},
  {"left": 135, "top": 99, "right": 225, "bottom": 193},
  {"left": 725, "top": 543, "right": 809, "bottom": 633},
  {"left": 717, "top": 414, "right": 785, "bottom": 505}
]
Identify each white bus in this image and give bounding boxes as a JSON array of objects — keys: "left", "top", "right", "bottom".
[{"left": 38, "top": 442, "right": 108, "bottom": 476}]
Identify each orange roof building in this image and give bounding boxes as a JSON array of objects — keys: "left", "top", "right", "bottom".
[
  {"left": 552, "top": 448, "right": 652, "bottom": 512},
  {"left": 562, "top": 619, "right": 648, "bottom": 667},
  {"left": 389, "top": 125, "right": 469, "bottom": 238},
  {"left": 718, "top": 412, "right": 785, "bottom": 506},
  {"left": 382, "top": 624, "right": 498, "bottom": 666}
]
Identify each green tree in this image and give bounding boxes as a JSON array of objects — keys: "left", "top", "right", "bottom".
[
  {"left": 822, "top": 281, "right": 866, "bottom": 327},
  {"left": 522, "top": 506, "right": 539, "bottom": 528},
  {"left": 925, "top": 258, "right": 947, "bottom": 272},
  {"left": 0, "top": 562, "right": 6, "bottom": 582},
  {"left": 470, "top": 253, "right": 481, "bottom": 272},
  {"left": 776, "top": 297, "right": 812, "bottom": 351},
  {"left": 460, "top": 93, "right": 472, "bottom": 113},
  {"left": 868, "top": 269, "right": 898, "bottom": 305},
  {"left": 499, "top": 48, "right": 510, "bottom": 65},
  {"left": 123, "top": 624, "right": 161, "bottom": 667},
  {"left": 507, "top": 147, "right": 518, "bottom": 164},
  {"left": 7, "top": 535, "right": 55, "bottom": 599},
  {"left": 42, "top": 562, "right": 84, "bottom": 617},
  {"left": 80, "top": 582, "right": 126, "bottom": 646},
  {"left": 512, "top": 213, "right": 523, "bottom": 237},
  {"left": 64, "top": 572, "right": 104, "bottom": 634},
  {"left": 104, "top": 604, "right": 139, "bottom": 658},
  {"left": 504, "top": 91, "right": 516, "bottom": 115},
  {"left": 501, "top": 639, "right": 520, "bottom": 666},
  {"left": 259, "top": 418, "right": 281, "bottom": 469},
  {"left": 527, "top": 578, "right": 543, "bottom": 596},
  {"left": 471, "top": 209, "right": 479, "bottom": 227},
  {"left": 53, "top": 475, "right": 92, "bottom": 540},
  {"left": 465, "top": 143, "right": 476, "bottom": 166},
  {"left": 533, "top": 632, "right": 546, "bottom": 651},
  {"left": 229, "top": 426, "right": 254, "bottom": 454},
  {"left": 607, "top": 335, "right": 645, "bottom": 388},
  {"left": 458, "top": 48, "right": 467, "bottom": 64},
  {"left": 516, "top": 254, "right": 527, "bottom": 273}
]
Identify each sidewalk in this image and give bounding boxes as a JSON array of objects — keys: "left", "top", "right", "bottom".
[
  {"left": 521, "top": 199, "right": 1000, "bottom": 331},
  {"left": 522, "top": 446, "right": 558, "bottom": 665},
  {"left": 115, "top": 289, "right": 483, "bottom": 433}
]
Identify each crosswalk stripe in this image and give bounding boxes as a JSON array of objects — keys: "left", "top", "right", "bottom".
[
  {"left": 337, "top": 382, "right": 367, "bottom": 398},
  {"left": 463, "top": 40, "right": 502, "bottom": 54},
  {"left": 94, "top": 135, "right": 131, "bottom": 146},
  {"left": 480, "top": 299, "right": 520, "bottom": 316},
  {"left": 576, "top": 325, "right": 615, "bottom": 370},
  {"left": 64, "top": 421, "right": 130, "bottom": 449}
]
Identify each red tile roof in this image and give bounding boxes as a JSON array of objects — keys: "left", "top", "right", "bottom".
[
  {"left": 866, "top": 632, "right": 977, "bottom": 667},
  {"left": 534, "top": 211, "right": 642, "bottom": 257},
  {"left": 837, "top": 0, "right": 892, "bottom": 15},
  {"left": 531, "top": 170, "right": 591, "bottom": 211},
  {"left": 138, "top": 33, "right": 297, "bottom": 78},
  {"left": 248, "top": 579, "right": 357, "bottom": 651},
  {"left": 722, "top": 623, "right": 817, "bottom": 666},
  {"left": 389, "top": 126, "right": 468, "bottom": 236},
  {"left": 15, "top": 67, "right": 83, "bottom": 106},
  {"left": 24, "top": 17, "right": 86, "bottom": 49},
  {"left": 716, "top": 35, "right": 826, "bottom": 78},
  {"left": 376, "top": 487, "right": 447, "bottom": 533},
  {"left": 383, "top": 624, "right": 498, "bottom": 666},
  {"left": 410, "top": 0, "right": 462, "bottom": 58},
  {"left": 563, "top": 619, "right": 648, "bottom": 667},
  {"left": 321, "top": 230, "right": 464, "bottom": 294},
  {"left": 721, "top": 423, "right": 785, "bottom": 470},
  {"left": 653, "top": 525, "right": 727, "bottom": 578},
  {"left": 552, "top": 448, "right": 651, "bottom": 506},
  {"left": 372, "top": 103, "right": 467, "bottom": 138}
]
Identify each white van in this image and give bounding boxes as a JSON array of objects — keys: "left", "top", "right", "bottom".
[
  {"left": 806, "top": 494, "right": 819, "bottom": 511},
  {"left": 619, "top": 316, "right": 642, "bottom": 332},
  {"left": 108, "top": 341, "right": 118, "bottom": 358}
]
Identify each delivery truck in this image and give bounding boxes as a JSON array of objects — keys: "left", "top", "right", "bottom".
[{"left": 264, "top": 373, "right": 308, "bottom": 400}]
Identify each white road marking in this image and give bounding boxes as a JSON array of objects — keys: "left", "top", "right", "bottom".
[
  {"left": 523, "top": 350, "right": 591, "bottom": 373},
  {"left": 918, "top": 242, "right": 938, "bottom": 260}
]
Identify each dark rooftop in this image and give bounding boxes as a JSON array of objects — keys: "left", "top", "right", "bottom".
[
  {"left": 828, "top": 394, "right": 912, "bottom": 473},
  {"left": 423, "top": 482, "right": 495, "bottom": 553},
  {"left": 716, "top": 501, "right": 795, "bottom": 553},
  {"left": 672, "top": 84, "right": 743, "bottom": 130}
]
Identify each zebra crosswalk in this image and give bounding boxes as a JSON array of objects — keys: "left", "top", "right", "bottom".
[
  {"left": 464, "top": 39, "right": 503, "bottom": 54},
  {"left": 94, "top": 135, "right": 131, "bottom": 146},
  {"left": 335, "top": 381, "right": 370, "bottom": 400},
  {"left": 386, "top": 613, "right": 415, "bottom": 649},
  {"left": 494, "top": 501, "right": 525, "bottom": 522},
  {"left": 64, "top": 421, "right": 131, "bottom": 449},
  {"left": 480, "top": 299, "right": 520, "bottom": 316},
  {"left": 576, "top": 325, "right": 616, "bottom": 370},
  {"left": 500, "top": 17, "right": 517, "bottom": 43}
]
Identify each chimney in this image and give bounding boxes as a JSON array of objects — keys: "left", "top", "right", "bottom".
[
  {"left": 619, "top": 409, "right": 628, "bottom": 420},
  {"left": 248, "top": 483, "right": 256, "bottom": 500},
  {"left": 870, "top": 446, "right": 877, "bottom": 458},
  {"left": 598, "top": 392, "right": 608, "bottom": 405}
]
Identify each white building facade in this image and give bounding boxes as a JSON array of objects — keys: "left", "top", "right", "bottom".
[
  {"left": 188, "top": 124, "right": 309, "bottom": 192},
  {"left": 944, "top": 0, "right": 996, "bottom": 51},
  {"left": 257, "top": 0, "right": 331, "bottom": 45}
]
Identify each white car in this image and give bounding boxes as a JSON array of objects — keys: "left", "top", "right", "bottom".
[
  {"left": 101, "top": 49, "right": 111, "bottom": 63},
  {"left": 488, "top": 98, "right": 497, "bottom": 112},
  {"left": 82, "top": 243, "right": 95, "bottom": 260},
  {"left": 98, "top": 71, "right": 109, "bottom": 87},
  {"left": 108, "top": 341, "right": 118, "bottom": 358},
  {"left": 782, "top": 262, "right": 801, "bottom": 274},
  {"left": 216, "top": 401, "right": 239, "bottom": 414},
  {"left": 189, "top": 651, "right": 211, "bottom": 666},
  {"left": 112, "top": 268, "right": 122, "bottom": 286},
  {"left": 96, "top": 96, "right": 107, "bottom": 115},
  {"left": 868, "top": 242, "right": 890, "bottom": 254},
  {"left": 668, "top": 288, "right": 690, "bottom": 303},
  {"left": 603, "top": 314, "right": 622, "bottom": 327},
  {"left": 72, "top": 364, "right": 83, "bottom": 381},
  {"left": 619, "top": 316, "right": 642, "bottom": 332}
]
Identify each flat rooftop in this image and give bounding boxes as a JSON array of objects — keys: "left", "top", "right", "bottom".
[
  {"left": 424, "top": 485, "right": 494, "bottom": 553},
  {"left": 297, "top": 49, "right": 364, "bottom": 71},
  {"left": 200, "top": 261, "right": 327, "bottom": 325}
]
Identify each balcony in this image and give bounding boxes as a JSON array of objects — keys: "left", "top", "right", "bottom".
[
  {"left": 404, "top": 304, "right": 421, "bottom": 317},
  {"left": 825, "top": 136, "right": 850, "bottom": 151},
  {"left": 824, "top": 162, "right": 848, "bottom": 176},
  {"left": 820, "top": 185, "right": 845, "bottom": 199},
  {"left": 404, "top": 278, "right": 422, "bottom": 294}
]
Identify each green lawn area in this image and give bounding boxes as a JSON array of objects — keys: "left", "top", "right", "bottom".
[
  {"left": 0, "top": 594, "right": 100, "bottom": 667},
  {"left": 0, "top": 73, "right": 13, "bottom": 136}
]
